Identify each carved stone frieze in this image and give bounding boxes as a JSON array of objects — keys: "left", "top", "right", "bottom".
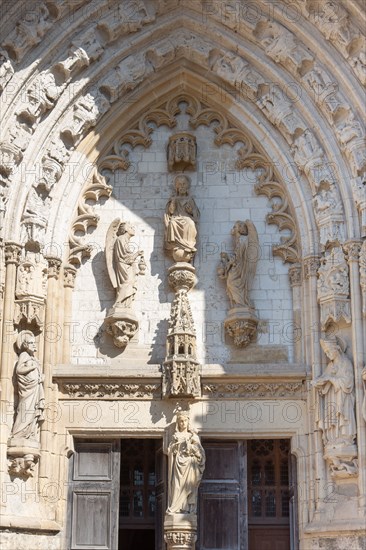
[
  {"left": 58, "top": 382, "right": 161, "bottom": 399},
  {"left": 202, "top": 381, "right": 304, "bottom": 399},
  {"left": 317, "top": 246, "right": 351, "bottom": 329}
]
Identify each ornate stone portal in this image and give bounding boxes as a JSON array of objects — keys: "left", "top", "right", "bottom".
[
  {"left": 313, "top": 336, "right": 358, "bottom": 478},
  {"left": 218, "top": 220, "right": 259, "bottom": 347},
  {"left": 164, "top": 410, "right": 205, "bottom": 550},
  {"left": 7, "top": 330, "right": 45, "bottom": 478},
  {"left": 105, "top": 219, "right": 146, "bottom": 348}
]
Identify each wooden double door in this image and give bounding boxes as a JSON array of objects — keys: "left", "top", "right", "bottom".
[{"left": 67, "top": 438, "right": 294, "bottom": 550}]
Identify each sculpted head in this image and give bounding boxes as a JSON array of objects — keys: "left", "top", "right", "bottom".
[
  {"left": 174, "top": 175, "right": 190, "bottom": 196},
  {"left": 117, "top": 222, "right": 135, "bottom": 237},
  {"left": 231, "top": 221, "right": 248, "bottom": 237},
  {"left": 176, "top": 410, "right": 190, "bottom": 432},
  {"left": 320, "top": 336, "right": 346, "bottom": 360},
  {"left": 16, "top": 330, "right": 37, "bottom": 355}
]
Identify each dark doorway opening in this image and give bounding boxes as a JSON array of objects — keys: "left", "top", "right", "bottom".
[{"left": 118, "top": 439, "right": 157, "bottom": 550}]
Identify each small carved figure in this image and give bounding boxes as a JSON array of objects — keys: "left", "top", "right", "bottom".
[
  {"left": 218, "top": 220, "right": 259, "bottom": 308},
  {"left": 166, "top": 410, "right": 205, "bottom": 515},
  {"left": 105, "top": 219, "right": 145, "bottom": 307},
  {"left": 164, "top": 175, "right": 200, "bottom": 263},
  {"left": 10, "top": 331, "right": 45, "bottom": 442},
  {"left": 313, "top": 337, "right": 356, "bottom": 447}
]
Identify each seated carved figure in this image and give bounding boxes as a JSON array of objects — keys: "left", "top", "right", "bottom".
[{"left": 164, "top": 175, "right": 199, "bottom": 263}]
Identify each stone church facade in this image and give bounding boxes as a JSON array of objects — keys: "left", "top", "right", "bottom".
[{"left": 0, "top": 1, "right": 365, "bottom": 549}]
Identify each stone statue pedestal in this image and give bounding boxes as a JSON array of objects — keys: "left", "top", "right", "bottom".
[
  {"left": 164, "top": 513, "right": 197, "bottom": 550},
  {"left": 168, "top": 263, "right": 197, "bottom": 293},
  {"left": 7, "top": 439, "right": 41, "bottom": 479},
  {"left": 105, "top": 305, "right": 139, "bottom": 348},
  {"left": 224, "top": 306, "right": 258, "bottom": 347}
]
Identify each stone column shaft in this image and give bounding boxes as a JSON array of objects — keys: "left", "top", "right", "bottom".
[
  {"left": 304, "top": 256, "right": 327, "bottom": 515},
  {"left": 344, "top": 241, "right": 366, "bottom": 513}
]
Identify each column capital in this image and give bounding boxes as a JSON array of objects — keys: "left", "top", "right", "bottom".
[
  {"left": 343, "top": 240, "right": 362, "bottom": 263},
  {"left": 45, "top": 256, "right": 62, "bottom": 279},
  {"left": 63, "top": 265, "right": 77, "bottom": 288},
  {"left": 4, "top": 242, "right": 22, "bottom": 266},
  {"left": 303, "top": 255, "right": 320, "bottom": 279},
  {"left": 288, "top": 264, "right": 302, "bottom": 287}
]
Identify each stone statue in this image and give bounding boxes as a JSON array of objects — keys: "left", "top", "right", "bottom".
[
  {"left": 166, "top": 410, "right": 205, "bottom": 515},
  {"left": 218, "top": 220, "right": 259, "bottom": 308},
  {"left": 105, "top": 219, "right": 145, "bottom": 307},
  {"left": 313, "top": 337, "right": 356, "bottom": 447},
  {"left": 164, "top": 175, "right": 200, "bottom": 263},
  {"left": 10, "top": 331, "right": 45, "bottom": 442}
]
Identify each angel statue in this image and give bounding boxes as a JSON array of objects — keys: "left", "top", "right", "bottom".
[
  {"left": 164, "top": 175, "right": 200, "bottom": 263},
  {"left": 105, "top": 219, "right": 146, "bottom": 307},
  {"left": 218, "top": 220, "right": 259, "bottom": 308}
]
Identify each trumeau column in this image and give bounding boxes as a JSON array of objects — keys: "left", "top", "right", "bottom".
[
  {"left": 303, "top": 255, "right": 327, "bottom": 517},
  {"left": 288, "top": 264, "right": 303, "bottom": 364},
  {"left": 39, "top": 256, "right": 62, "bottom": 481},
  {"left": 344, "top": 241, "right": 366, "bottom": 513}
]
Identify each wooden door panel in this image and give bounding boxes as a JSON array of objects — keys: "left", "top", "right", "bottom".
[
  {"left": 200, "top": 493, "right": 239, "bottom": 549},
  {"left": 71, "top": 491, "right": 111, "bottom": 549},
  {"left": 248, "top": 525, "right": 290, "bottom": 550},
  {"left": 68, "top": 439, "right": 120, "bottom": 550}
]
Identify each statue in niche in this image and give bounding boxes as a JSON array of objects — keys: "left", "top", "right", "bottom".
[
  {"left": 106, "top": 219, "right": 146, "bottom": 307},
  {"left": 313, "top": 337, "right": 356, "bottom": 448},
  {"left": 218, "top": 220, "right": 259, "bottom": 308},
  {"left": 164, "top": 175, "right": 200, "bottom": 263},
  {"left": 9, "top": 331, "right": 45, "bottom": 442},
  {"left": 166, "top": 410, "right": 205, "bottom": 515}
]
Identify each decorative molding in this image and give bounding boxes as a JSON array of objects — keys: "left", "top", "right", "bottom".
[
  {"left": 46, "top": 256, "right": 62, "bottom": 280},
  {"left": 58, "top": 381, "right": 161, "bottom": 399},
  {"left": 68, "top": 168, "right": 112, "bottom": 268},
  {"left": 360, "top": 240, "right": 366, "bottom": 318},
  {"left": 202, "top": 381, "right": 304, "bottom": 399},
  {"left": 343, "top": 240, "right": 363, "bottom": 262}
]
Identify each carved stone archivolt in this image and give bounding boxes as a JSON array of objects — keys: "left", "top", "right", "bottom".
[
  {"left": 313, "top": 336, "right": 358, "bottom": 478},
  {"left": 7, "top": 330, "right": 45, "bottom": 479},
  {"left": 317, "top": 246, "right": 351, "bottom": 330},
  {"left": 104, "top": 219, "right": 146, "bottom": 349},
  {"left": 218, "top": 221, "right": 259, "bottom": 348}
]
